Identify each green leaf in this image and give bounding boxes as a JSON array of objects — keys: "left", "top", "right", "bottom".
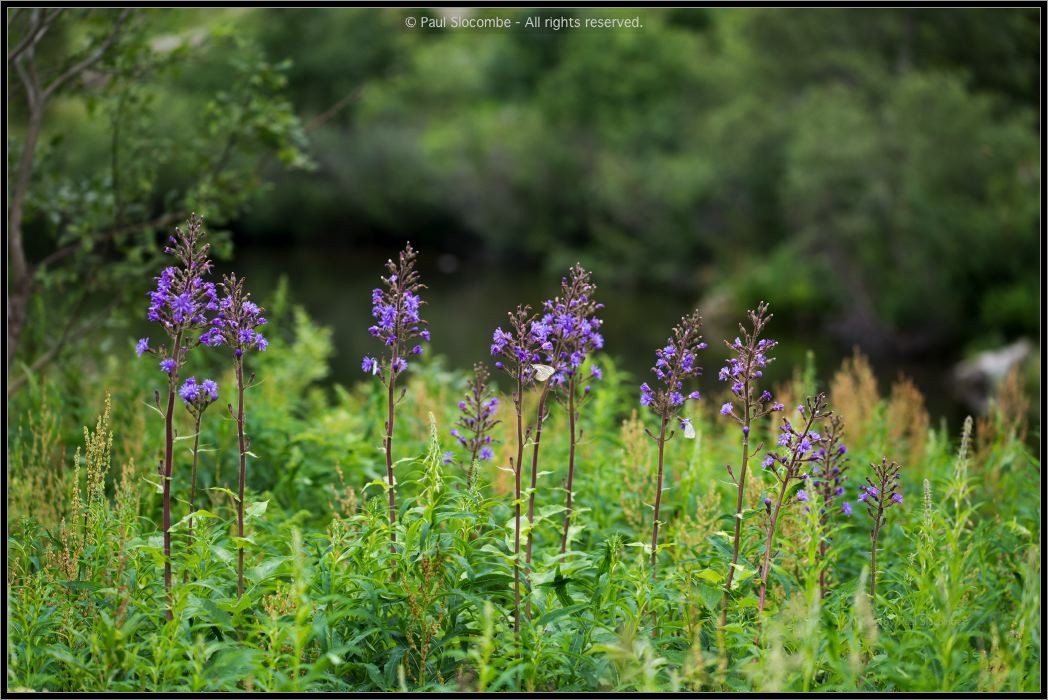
[
  {"left": 697, "top": 583, "right": 722, "bottom": 612},
  {"left": 536, "top": 603, "right": 587, "bottom": 627},
  {"left": 245, "top": 500, "right": 268, "bottom": 519},
  {"left": 696, "top": 568, "right": 724, "bottom": 585}
]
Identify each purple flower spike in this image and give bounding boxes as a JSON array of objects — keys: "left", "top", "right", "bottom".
[
  {"left": 531, "top": 264, "right": 604, "bottom": 401},
  {"left": 210, "top": 272, "right": 268, "bottom": 361},
  {"left": 453, "top": 363, "right": 501, "bottom": 484},
  {"left": 142, "top": 215, "right": 215, "bottom": 376},
  {"left": 365, "top": 243, "right": 429, "bottom": 384},
  {"left": 640, "top": 310, "right": 704, "bottom": 420}
]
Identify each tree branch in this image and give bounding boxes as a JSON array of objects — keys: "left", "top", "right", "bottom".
[
  {"left": 6, "top": 8, "right": 62, "bottom": 65},
  {"left": 41, "top": 8, "right": 131, "bottom": 100}
]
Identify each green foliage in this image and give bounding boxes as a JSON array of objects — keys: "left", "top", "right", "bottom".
[
  {"left": 5, "top": 299, "right": 1041, "bottom": 691},
  {"left": 7, "top": 8, "right": 311, "bottom": 391}
]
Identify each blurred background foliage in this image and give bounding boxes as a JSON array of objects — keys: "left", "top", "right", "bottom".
[{"left": 7, "top": 7, "right": 1040, "bottom": 411}]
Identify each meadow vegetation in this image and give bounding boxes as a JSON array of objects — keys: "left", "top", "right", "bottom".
[{"left": 6, "top": 232, "right": 1040, "bottom": 692}]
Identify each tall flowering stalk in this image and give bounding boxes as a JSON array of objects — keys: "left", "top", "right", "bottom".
[
  {"left": 525, "top": 265, "right": 603, "bottom": 568},
  {"left": 861, "top": 457, "right": 903, "bottom": 603},
  {"left": 811, "top": 415, "right": 851, "bottom": 595},
  {"left": 203, "top": 273, "right": 268, "bottom": 597},
  {"left": 179, "top": 377, "right": 219, "bottom": 552},
  {"left": 716, "top": 302, "right": 782, "bottom": 625},
  {"left": 491, "top": 305, "right": 539, "bottom": 644},
  {"left": 136, "top": 215, "right": 217, "bottom": 614},
  {"left": 755, "top": 394, "right": 831, "bottom": 621},
  {"left": 450, "top": 362, "right": 500, "bottom": 487},
  {"left": 544, "top": 265, "right": 605, "bottom": 554},
  {"left": 639, "top": 310, "right": 705, "bottom": 633},
  {"left": 361, "top": 243, "right": 429, "bottom": 554}
]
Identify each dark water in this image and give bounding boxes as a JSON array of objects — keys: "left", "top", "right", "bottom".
[{"left": 217, "top": 243, "right": 966, "bottom": 425}]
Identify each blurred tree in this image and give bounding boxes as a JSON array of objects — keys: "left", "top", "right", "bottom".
[
  {"left": 10, "top": 7, "right": 1037, "bottom": 371},
  {"left": 6, "top": 8, "right": 311, "bottom": 393}
]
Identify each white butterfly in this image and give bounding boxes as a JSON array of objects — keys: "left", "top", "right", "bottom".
[
  {"left": 680, "top": 418, "right": 696, "bottom": 439},
  {"left": 532, "top": 364, "right": 556, "bottom": 382}
]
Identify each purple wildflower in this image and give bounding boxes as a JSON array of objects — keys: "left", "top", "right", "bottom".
[
  {"left": 452, "top": 363, "right": 501, "bottom": 485},
  {"left": 642, "top": 308, "right": 704, "bottom": 609},
  {"left": 367, "top": 244, "right": 429, "bottom": 554},
  {"left": 210, "top": 273, "right": 268, "bottom": 359},
  {"left": 179, "top": 377, "right": 200, "bottom": 402},
  {"left": 180, "top": 376, "right": 219, "bottom": 413},
  {"left": 640, "top": 310, "right": 703, "bottom": 420},
  {"left": 140, "top": 216, "right": 214, "bottom": 376},
  {"left": 364, "top": 244, "right": 428, "bottom": 383},
  {"left": 138, "top": 215, "right": 219, "bottom": 610},
  {"left": 201, "top": 378, "right": 219, "bottom": 401},
  {"left": 863, "top": 456, "right": 904, "bottom": 601}
]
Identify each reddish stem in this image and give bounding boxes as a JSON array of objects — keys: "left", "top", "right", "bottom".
[
  {"left": 235, "top": 358, "right": 247, "bottom": 598},
  {"left": 559, "top": 378, "right": 578, "bottom": 554}
]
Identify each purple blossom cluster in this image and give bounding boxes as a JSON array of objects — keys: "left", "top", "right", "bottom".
[
  {"left": 179, "top": 376, "right": 219, "bottom": 406},
  {"left": 451, "top": 363, "right": 501, "bottom": 481},
  {"left": 861, "top": 457, "right": 904, "bottom": 511},
  {"left": 718, "top": 302, "right": 783, "bottom": 422},
  {"left": 639, "top": 310, "right": 705, "bottom": 419},
  {"left": 491, "top": 305, "right": 542, "bottom": 384},
  {"left": 864, "top": 456, "right": 904, "bottom": 600},
  {"left": 361, "top": 243, "right": 429, "bottom": 382},
  {"left": 760, "top": 394, "right": 833, "bottom": 504},
  {"left": 200, "top": 274, "right": 268, "bottom": 358},
  {"left": 811, "top": 415, "right": 852, "bottom": 517},
  {"left": 533, "top": 264, "right": 605, "bottom": 388},
  {"left": 136, "top": 215, "right": 217, "bottom": 376}
]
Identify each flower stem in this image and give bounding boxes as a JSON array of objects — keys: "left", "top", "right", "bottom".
[
  {"left": 385, "top": 349, "right": 399, "bottom": 555},
  {"left": 870, "top": 511, "right": 882, "bottom": 602},
  {"left": 650, "top": 415, "right": 669, "bottom": 637},
  {"left": 524, "top": 381, "right": 552, "bottom": 618},
  {"left": 512, "top": 372, "right": 524, "bottom": 648},
  {"left": 559, "top": 377, "right": 578, "bottom": 554},
  {"left": 161, "top": 329, "right": 183, "bottom": 620},
  {"left": 720, "top": 393, "right": 751, "bottom": 628},
  {"left": 235, "top": 358, "right": 247, "bottom": 598},
  {"left": 757, "top": 478, "right": 789, "bottom": 621},
  {"left": 183, "top": 414, "right": 202, "bottom": 583}
]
